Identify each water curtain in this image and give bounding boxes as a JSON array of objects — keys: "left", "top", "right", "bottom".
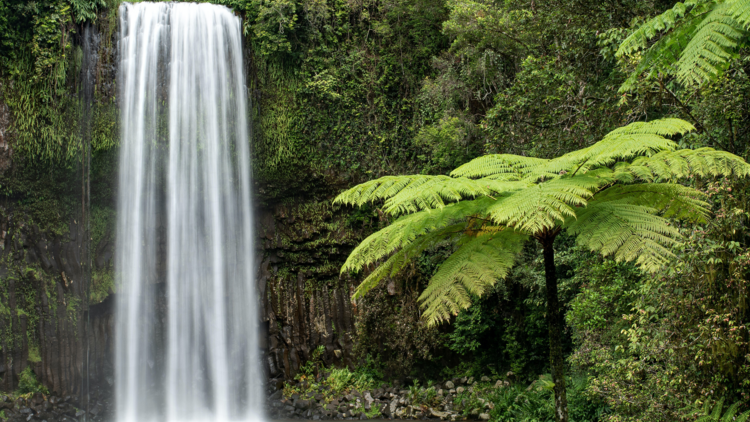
[{"left": 116, "top": 3, "right": 262, "bottom": 421}]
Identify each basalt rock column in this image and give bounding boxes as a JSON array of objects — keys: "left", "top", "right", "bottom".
[{"left": 116, "top": 3, "right": 262, "bottom": 422}]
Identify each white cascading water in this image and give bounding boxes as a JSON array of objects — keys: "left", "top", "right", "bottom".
[{"left": 116, "top": 3, "right": 263, "bottom": 422}]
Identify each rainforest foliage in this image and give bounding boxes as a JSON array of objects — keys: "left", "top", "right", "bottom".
[{"left": 3, "top": 0, "right": 750, "bottom": 420}]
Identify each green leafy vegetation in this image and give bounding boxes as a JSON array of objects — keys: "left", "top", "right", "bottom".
[
  {"left": 336, "top": 120, "right": 750, "bottom": 421},
  {"left": 283, "top": 352, "right": 384, "bottom": 401},
  {"left": 3, "top": 1, "right": 750, "bottom": 421},
  {"left": 17, "top": 367, "right": 49, "bottom": 395}
]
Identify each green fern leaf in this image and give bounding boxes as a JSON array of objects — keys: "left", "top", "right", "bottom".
[
  {"left": 341, "top": 197, "right": 496, "bottom": 274},
  {"left": 351, "top": 223, "right": 467, "bottom": 300},
  {"left": 419, "top": 230, "right": 528, "bottom": 325},
  {"left": 677, "top": 2, "right": 746, "bottom": 85}
]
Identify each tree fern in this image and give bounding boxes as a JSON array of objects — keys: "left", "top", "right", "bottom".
[
  {"left": 617, "top": 0, "right": 750, "bottom": 89},
  {"left": 335, "top": 118, "right": 750, "bottom": 422}
]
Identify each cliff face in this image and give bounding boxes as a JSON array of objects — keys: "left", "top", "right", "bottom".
[
  {"left": 0, "top": 208, "right": 115, "bottom": 396},
  {"left": 0, "top": 14, "right": 118, "bottom": 397},
  {"left": 258, "top": 198, "right": 375, "bottom": 380}
]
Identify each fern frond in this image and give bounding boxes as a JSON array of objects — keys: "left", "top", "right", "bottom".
[
  {"left": 618, "top": 0, "right": 749, "bottom": 89},
  {"left": 419, "top": 230, "right": 528, "bottom": 325},
  {"left": 382, "top": 177, "right": 530, "bottom": 215},
  {"left": 619, "top": 147, "right": 750, "bottom": 181},
  {"left": 487, "top": 178, "right": 595, "bottom": 233},
  {"left": 351, "top": 223, "right": 466, "bottom": 300},
  {"left": 606, "top": 118, "right": 696, "bottom": 137},
  {"left": 451, "top": 155, "right": 549, "bottom": 179},
  {"left": 729, "top": 0, "right": 750, "bottom": 26},
  {"left": 711, "top": 398, "right": 726, "bottom": 420},
  {"left": 619, "top": 11, "right": 705, "bottom": 91},
  {"left": 696, "top": 398, "right": 750, "bottom": 422},
  {"left": 452, "top": 120, "right": 690, "bottom": 184},
  {"left": 719, "top": 402, "right": 740, "bottom": 422},
  {"left": 565, "top": 201, "right": 681, "bottom": 272},
  {"left": 334, "top": 175, "right": 436, "bottom": 207},
  {"left": 736, "top": 410, "right": 750, "bottom": 422},
  {"left": 677, "top": 2, "right": 746, "bottom": 86},
  {"left": 521, "top": 119, "right": 690, "bottom": 179},
  {"left": 616, "top": 0, "right": 702, "bottom": 57},
  {"left": 591, "top": 183, "right": 710, "bottom": 222},
  {"left": 341, "top": 197, "right": 496, "bottom": 274}
]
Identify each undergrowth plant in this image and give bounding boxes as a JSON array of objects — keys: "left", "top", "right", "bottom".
[
  {"left": 17, "top": 367, "right": 48, "bottom": 395},
  {"left": 696, "top": 398, "right": 750, "bottom": 422},
  {"left": 283, "top": 353, "right": 384, "bottom": 401}
]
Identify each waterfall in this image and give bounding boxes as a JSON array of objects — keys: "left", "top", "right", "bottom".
[{"left": 115, "top": 3, "right": 263, "bottom": 422}]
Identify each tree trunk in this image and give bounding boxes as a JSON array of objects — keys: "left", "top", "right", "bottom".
[{"left": 542, "top": 236, "right": 568, "bottom": 422}]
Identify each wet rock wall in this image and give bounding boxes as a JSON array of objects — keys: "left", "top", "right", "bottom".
[
  {"left": 0, "top": 209, "right": 115, "bottom": 396},
  {"left": 258, "top": 198, "right": 375, "bottom": 380}
]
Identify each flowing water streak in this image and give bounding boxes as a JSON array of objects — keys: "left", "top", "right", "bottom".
[{"left": 116, "top": 3, "right": 262, "bottom": 422}]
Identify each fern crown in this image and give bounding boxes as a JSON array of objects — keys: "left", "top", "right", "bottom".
[{"left": 335, "top": 118, "right": 750, "bottom": 325}]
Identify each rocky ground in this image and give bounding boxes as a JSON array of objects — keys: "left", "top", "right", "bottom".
[
  {"left": 267, "top": 376, "right": 505, "bottom": 420},
  {"left": 0, "top": 392, "right": 112, "bottom": 422},
  {"left": 0, "top": 376, "right": 504, "bottom": 421}
]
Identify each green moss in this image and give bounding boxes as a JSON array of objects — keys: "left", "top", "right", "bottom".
[
  {"left": 90, "top": 270, "right": 114, "bottom": 304},
  {"left": 27, "top": 345, "right": 41, "bottom": 363},
  {"left": 66, "top": 295, "right": 80, "bottom": 319}
]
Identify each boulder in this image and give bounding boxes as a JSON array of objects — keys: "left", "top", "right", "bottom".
[
  {"left": 269, "top": 390, "right": 283, "bottom": 401},
  {"left": 389, "top": 399, "right": 398, "bottom": 416},
  {"left": 364, "top": 392, "right": 374, "bottom": 408},
  {"left": 479, "top": 413, "right": 490, "bottom": 420},
  {"left": 430, "top": 408, "right": 449, "bottom": 419},
  {"left": 456, "top": 387, "right": 465, "bottom": 394},
  {"left": 294, "top": 399, "right": 311, "bottom": 410},
  {"left": 444, "top": 381, "right": 455, "bottom": 389},
  {"left": 480, "top": 376, "right": 490, "bottom": 382}
]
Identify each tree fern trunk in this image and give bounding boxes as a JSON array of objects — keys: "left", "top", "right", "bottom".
[{"left": 542, "top": 236, "right": 568, "bottom": 422}]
